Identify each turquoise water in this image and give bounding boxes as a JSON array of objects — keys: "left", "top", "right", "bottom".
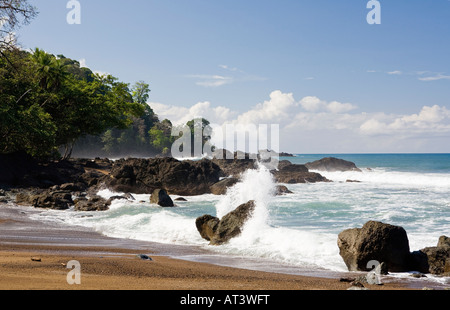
[
  {"left": 288, "top": 153, "right": 450, "bottom": 173},
  {"left": 32, "top": 154, "right": 450, "bottom": 281}
]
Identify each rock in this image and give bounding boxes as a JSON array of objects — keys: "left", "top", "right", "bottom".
[
  {"left": 174, "top": 197, "right": 187, "bottom": 202},
  {"left": 337, "top": 221, "right": 411, "bottom": 272},
  {"left": 306, "top": 157, "right": 361, "bottom": 172},
  {"left": 150, "top": 189, "right": 174, "bottom": 207},
  {"left": 196, "top": 200, "right": 256, "bottom": 245},
  {"left": 211, "top": 157, "right": 256, "bottom": 178},
  {"left": 195, "top": 215, "right": 220, "bottom": 242},
  {"left": 272, "top": 161, "right": 329, "bottom": 184},
  {"left": 210, "top": 178, "right": 239, "bottom": 195},
  {"left": 137, "top": 254, "right": 152, "bottom": 261},
  {"left": 409, "top": 250, "right": 429, "bottom": 273},
  {"left": 0, "top": 189, "right": 6, "bottom": 196},
  {"left": 59, "top": 182, "right": 86, "bottom": 192},
  {"left": 105, "top": 157, "right": 223, "bottom": 196},
  {"left": 419, "top": 235, "right": 450, "bottom": 275},
  {"left": 438, "top": 235, "right": 450, "bottom": 248},
  {"left": 346, "top": 180, "right": 361, "bottom": 183},
  {"left": 32, "top": 190, "right": 73, "bottom": 210},
  {"left": 74, "top": 195, "right": 110, "bottom": 211},
  {"left": 274, "top": 185, "right": 293, "bottom": 195}
]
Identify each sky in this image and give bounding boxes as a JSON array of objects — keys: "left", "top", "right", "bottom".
[{"left": 13, "top": 0, "right": 450, "bottom": 153}]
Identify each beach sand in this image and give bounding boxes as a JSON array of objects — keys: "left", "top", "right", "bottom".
[{"left": 0, "top": 204, "right": 420, "bottom": 291}]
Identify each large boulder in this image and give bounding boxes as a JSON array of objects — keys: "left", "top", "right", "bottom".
[
  {"left": 306, "top": 157, "right": 361, "bottom": 172},
  {"left": 105, "top": 157, "right": 223, "bottom": 196},
  {"left": 196, "top": 200, "right": 256, "bottom": 245},
  {"left": 150, "top": 189, "right": 174, "bottom": 207},
  {"left": 337, "top": 221, "right": 411, "bottom": 272},
  {"left": 419, "top": 236, "right": 450, "bottom": 275}
]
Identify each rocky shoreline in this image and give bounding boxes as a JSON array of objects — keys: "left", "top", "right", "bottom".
[
  {"left": 1, "top": 152, "right": 449, "bottom": 287},
  {"left": 0, "top": 152, "right": 335, "bottom": 210}
]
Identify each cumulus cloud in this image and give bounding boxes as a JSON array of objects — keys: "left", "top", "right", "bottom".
[
  {"left": 150, "top": 101, "right": 235, "bottom": 126},
  {"left": 299, "top": 96, "right": 357, "bottom": 113},
  {"left": 360, "top": 105, "right": 450, "bottom": 136},
  {"left": 149, "top": 91, "right": 450, "bottom": 153}
]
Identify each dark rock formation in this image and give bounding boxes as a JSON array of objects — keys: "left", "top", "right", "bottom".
[
  {"left": 272, "top": 161, "right": 329, "bottom": 184},
  {"left": 105, "top": 157, "right": 223, "bottom": 196},
  {"left": 74, "top": 195, "right": 110, "bottom": 212},
  {"left": 33, "top": 190, "right": 73, "bottom": 210},
  {"left": 150, "top": 189, "right": 174, "bottom": 207},
  {"left": 419, "top": 236, "right": 450, "bottom": 275},
  {"left": 306, "top": 157, "right": 362, "bottom": 172},
  {"left": 337, "top": 221, "right": 411, "bottom": 272},
  {"left": 196, "top": 200, "right": 256, "bottom": 245}
]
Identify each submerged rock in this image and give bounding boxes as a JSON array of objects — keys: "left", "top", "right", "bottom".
[
  {"left": 274, "top": 185, "right": 293, "bottom": 195},
  {"left": 196, "top": 200, "right": 256, "bottom": 245}
]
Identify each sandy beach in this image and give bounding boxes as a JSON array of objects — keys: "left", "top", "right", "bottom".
[{"left": 0, "top": 203, "right": 427, "bottom": 293}]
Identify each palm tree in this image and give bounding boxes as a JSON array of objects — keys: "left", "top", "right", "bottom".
[{"left": 31, "top": 48, "right": 68, "bottom": 91}]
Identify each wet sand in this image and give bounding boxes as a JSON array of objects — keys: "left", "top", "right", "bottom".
[{"left": 0, "top": 204, "right": 423, "bottom": 291}]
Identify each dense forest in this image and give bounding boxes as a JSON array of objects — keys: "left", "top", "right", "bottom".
[{"left": 0, "top": 0, "right": 197, "bottom": 160}]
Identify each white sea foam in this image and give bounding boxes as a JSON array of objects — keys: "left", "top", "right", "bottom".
[{"left": 314, "top": 168, "right": 450, "bottom": 189}]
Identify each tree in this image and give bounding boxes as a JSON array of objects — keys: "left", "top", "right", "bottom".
[
  {"left": 0, "top": 0, "right": 37, "bottom": 52},
  {"left": 1, "top": 48, "right": 146, "bottom": 159}
]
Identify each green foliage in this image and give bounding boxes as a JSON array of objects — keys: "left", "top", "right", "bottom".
[{"left": 0, "top": 48, "right": 145, "bottom": 158}]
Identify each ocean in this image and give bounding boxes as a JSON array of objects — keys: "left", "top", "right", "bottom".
[{"left": 29, "top": 154, "right": 450, "bottom": 285}]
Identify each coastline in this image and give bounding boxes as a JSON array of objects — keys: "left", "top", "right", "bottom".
[{"left": 0, "top": 203, "right": 421, "bottom": 291}]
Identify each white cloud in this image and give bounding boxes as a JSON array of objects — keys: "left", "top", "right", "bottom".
[
  {"left": 387, "top": 70, "right": 402, "bottom": 75},
  {"left": 150, "top": 101, "right": 235, "bottom": 126},
  {"left": 299, "top": 96, "right": 357, "bottom": 114},
  {"left": 418, "top": 74, "right": 450, "bottom": 82},
  {"left": 360, "top": 105, "right": 450, "bottom": 136},
  {"left": 188, "top": 74, "right": 233, "bottom": 88},
  {"left": 150, "top": 91, "right": 450, "bottom": 153}
]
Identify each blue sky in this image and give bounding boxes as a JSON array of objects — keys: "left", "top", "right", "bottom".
[{"left": 14, "top": 0, "right": 450, "bottom": 153}]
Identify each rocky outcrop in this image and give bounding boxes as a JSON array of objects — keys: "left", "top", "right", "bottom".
[
  {"left": 306, "top": 157, "right": 361, "bottom": 172},
  {"left": 105, "top": 157, "right": 223, "bottom": 196},
  {"left": 337, "top": 221, "right": 411, "bottom": 272},
  {"left": 150, "top": 189, "right": 174, "bottom": 207},
  {"left": 33, "top": 190, "right": 74, "bottom": 210},
  {"left": 74, "top": 195, "right": 110, "bottom": 212},
  {"left": 272, "top": 160, "right": 329, "bottom": 184},
  {"left": 419, "top": 236, "right": 450, "bottom": 275},
  {"left": 196, "top": 200, "right": 256, "bottom": 245},
  {"left": 15, "top": 188, "right": 73, "bottom": 210}
]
